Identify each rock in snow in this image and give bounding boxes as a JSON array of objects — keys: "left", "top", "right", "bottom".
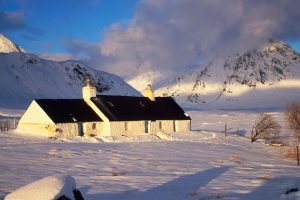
[{"left": 4, "top": 175, "right": 84, "bottom": 200}]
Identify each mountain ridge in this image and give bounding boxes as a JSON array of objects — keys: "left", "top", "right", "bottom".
[{"left": 155, "top": 40, "right": 300, "bottom": 109}]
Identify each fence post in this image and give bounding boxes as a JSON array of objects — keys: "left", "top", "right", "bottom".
[
  {"left": 13, "top": 118, "right": 17, "bottom": 129},
  {"left": 225, "top": 122, "right": 227, "bottom": 138},
  {"left": 4, "top": 120, "right": 8, "bottom": 131},
  {"left": 297, "top": 146, "right": 299, "bottom": 166}
]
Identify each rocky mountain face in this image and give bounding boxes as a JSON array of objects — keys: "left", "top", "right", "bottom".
[
  {"left": 0, "top": 35, "right": 140, "bottom": 115},
  {"left": 156, "top": 40, "right": 300, "bottom": 109}
]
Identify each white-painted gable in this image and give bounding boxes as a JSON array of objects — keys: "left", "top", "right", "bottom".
[{"left": 18, "top": 100, "right": 55, "bottom": 125}]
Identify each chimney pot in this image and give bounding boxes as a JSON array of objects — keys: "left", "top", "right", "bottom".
[
  {"left": 144, "top": 84, "right": 155, "bottom": 101},
  {"left": 82, "top": 79, "right": 96, "bottom": 99}
]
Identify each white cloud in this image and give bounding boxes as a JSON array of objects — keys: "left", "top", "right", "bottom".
[
  {"left": 39, "top": 53, "right": 79, "bottom": 62},
  {"left": 0, "top": 11, "right": 25, "bottom": 31},
  {"left": 64, "top": 0, "right": 300, "bottom": 82}
]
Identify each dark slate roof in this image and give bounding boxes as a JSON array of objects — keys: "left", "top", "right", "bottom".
[
  {"left": 35, "top": 99, "right": 102, "bottom": 123},
  {"left": 91, "top": 95, "right": 191, "bottom": 121}
]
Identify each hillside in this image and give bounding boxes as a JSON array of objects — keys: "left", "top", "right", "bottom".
[
  {"left": 0, "top": 35, "right": 140, "bottom": 116},
  {"left": 155, "top": 40, "right": 300, "bottom": 109}
]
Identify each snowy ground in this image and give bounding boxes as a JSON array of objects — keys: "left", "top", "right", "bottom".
[{"left": 0, "top": 110, "right": 299, "bottom": 200}]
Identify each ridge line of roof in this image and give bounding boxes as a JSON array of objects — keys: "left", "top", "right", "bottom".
[
  {"left": 34, "top": 99, "right": 84, "bottom": 100},
  {"left": 95, "top": 95, "right": 173, "bottom": 98}
]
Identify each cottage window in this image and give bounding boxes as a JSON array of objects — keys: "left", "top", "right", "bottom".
[
  {"left": 125, "top": 122, "right": 130, "bottom": 131},
  {"left": 92, "top": 123, "right": 96, "bottom": 130},
  {"left": 78, "top": 123, "right": 84, "bottom": 136},
  {"left": 173, "top": 120, "right": 176, "bottom": 132},
  {"left": 69, "top": 114, "right": 77, "bottom": 122},
  {"left": 139, "top": 101, "right": 145, "bottom": 107},
  {"left": 107, "top": 101, "right": 114, "bottom": 107},
  {"left": 145, "top": 121, "right": 149, "bottom": 133}
]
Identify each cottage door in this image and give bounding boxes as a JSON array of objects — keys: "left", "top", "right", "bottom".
[
  {"left": 78, "top": 123, "right": 84, "bottom": 136},
  {"left": 173, "top": 120, "right": 176, "bottom": 132},
  {"left": 145, "top": 121, "right": 149, "bottom": 133}
]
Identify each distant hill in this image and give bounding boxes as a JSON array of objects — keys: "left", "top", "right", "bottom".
[{"left": 155, "top": 40, "right": 300, "bottom": 109}]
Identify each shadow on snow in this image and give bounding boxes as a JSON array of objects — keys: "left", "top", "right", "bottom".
[{"left": 82, "top": 166, "right": 230, "bottom": 200}]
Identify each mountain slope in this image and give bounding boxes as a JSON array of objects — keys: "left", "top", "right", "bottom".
[
  {"left": 156, "top": 40, "right": 300, "bottom": 109},
  {"left": 0, "top": 34, "right": 141, "bottom": 116},
  {"left": 0, "top": 52, "right": 141, "bottom": 115}
]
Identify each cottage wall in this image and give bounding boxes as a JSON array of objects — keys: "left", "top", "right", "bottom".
[
  {"left": 109, "top": 119, "right": 191, "bottom": 137},
  {"left": 18, "top": 123, "right": 80, "bottom": 138},
  {"left": 175, "top": 120, "right": 191, "bottom": 132},
  {"left": 149, "top": 121, "right": 156, "bottom": 134},
  {"left": 151, "top": 120, "right": 191, "bottom": 133},
  {"left": 18, "top": 101, "right": 54, "bottom": 125},
  {"left": 110, "top": 121, "right": 147, "bottom": 137},
  {"left": 16, "top": 123, "right": 55, "bottom": 136},
  {"left": 18, "top": 122, "right": 107, "bottom": 138},
  {"left": 83, "top": 122, "right": 104, "bottom": 137},
  {"left": 17, "top": 100, "right": 56, "bottom": 136},
  {"left": 55, "top": 123, "right": 79, "bottom": 138},
  {"left": 84, "top": 99, "right": 111, "bottom": 136},
  {"left": 17, "top": 120, "right": 191, "bottom": 138},
  {"left": 157, "top": 120, "right": 173, "bottom": 133}
]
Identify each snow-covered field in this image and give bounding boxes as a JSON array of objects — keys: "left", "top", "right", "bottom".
[{"left": 0, "top": 110, "right": 299, "bottom": 200}]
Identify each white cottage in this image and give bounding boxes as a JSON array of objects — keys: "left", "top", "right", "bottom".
[
  {"left": 17, "top": 99, "right": 103, "bottom": 137},
  {"left": 17, "top": 81, "right": 191, "bottom": 138}
]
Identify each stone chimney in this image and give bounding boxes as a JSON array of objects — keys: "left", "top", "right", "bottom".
[
  {"left": 82, "top": 79, "right": 96, "bottom": 100},
  {"left": 144, "top": 84, "right": 155, "bottom": 101}
]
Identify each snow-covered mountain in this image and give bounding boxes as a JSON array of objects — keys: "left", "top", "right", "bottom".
[
  {"left": 0, "top": 34, "right": 25, "bottom": 53},
  {"left": 0, "top": 35, "right": 140, "bottom": 116},
  {"left": 156, "top": 40, "right": 300, "bottom": 109}
]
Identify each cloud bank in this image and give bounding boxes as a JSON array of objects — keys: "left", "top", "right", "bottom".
[
  {"left": 64, "top": 0, "right": 300, "bottom": 81},
  {"left": 0, "top": 11, "right": 25, "bottom": 31},
  {"left": 0, "top": 9, "right": 44, "bottom": 42}
]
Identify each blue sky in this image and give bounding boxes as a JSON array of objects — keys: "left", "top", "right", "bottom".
[
  {"left": 1, "top": 0, "right": 139, "bottom": 54},
  {"left": 290, "top": 39, "right": 300, "bottom": 52},
  {"left": 1, "top": 0, "right": 300, "bottom": 79}
]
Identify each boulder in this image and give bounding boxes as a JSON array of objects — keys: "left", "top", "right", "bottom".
[{"left": 5, "top": 175, "right": 84, "bottom": 200}]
